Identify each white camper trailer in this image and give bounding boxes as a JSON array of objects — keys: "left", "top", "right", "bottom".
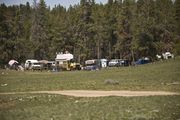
[
  {"left": 55, "top": 53, "right": 73, "bottom": 70},
  {"left": 25, "top": 59, "right": 42, "bottom": 70},
  {"left": 55, "top": 53, "right": 81, "bottom": 71}
]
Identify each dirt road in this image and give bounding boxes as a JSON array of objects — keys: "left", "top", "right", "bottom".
[{"left": 0, "top": 90, "right": 179, "bottom": 97}]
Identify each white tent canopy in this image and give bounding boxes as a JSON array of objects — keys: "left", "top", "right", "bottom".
[{"left": 8, "top": 60, "right": 18, "bottom": 66}]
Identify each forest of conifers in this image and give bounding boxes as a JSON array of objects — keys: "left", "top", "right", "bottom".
[{"left": 0, "top": 0, "right": 180, "bottom": 66}]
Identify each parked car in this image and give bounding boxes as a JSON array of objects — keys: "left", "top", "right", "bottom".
[
  {"left": 84, "top": 59, "right": 100, "bottom": 70},
  {"left": 116, "top": 59, "right": 130, "bottom": 67},
  {"left": 31, "top": 62, "right": 42, "bottom": 70},
  {"left": 108, "top": 59, "right": 121, "bottom": 67},
  {"left": 135, "top": 57, "right": 150, "bottom": 65}
]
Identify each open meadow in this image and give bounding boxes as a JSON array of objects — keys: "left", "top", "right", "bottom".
[
  {"left": 0, "top": 58, "right": 180, "bottom": 120},
  {"left": 0, "top": 58, "right": 180, "bottom": 92}
]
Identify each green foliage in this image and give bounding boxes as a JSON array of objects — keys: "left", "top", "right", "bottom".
[
  {"left": 175, "top": 0, "right": 180, "bottom": 34},
  {"left": 30, "top": 0, "right": 50, "bottom": 60},
  {"left": 0, "top": 0, "right": 179, "bottom": 66}
]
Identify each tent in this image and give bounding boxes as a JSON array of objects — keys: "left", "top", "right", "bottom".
[
  {"left": 8, "top": 60, "right": 18, "bottom": 66},
  {"left": 8, "top": 60, "right": 24, "bottom": 71}
]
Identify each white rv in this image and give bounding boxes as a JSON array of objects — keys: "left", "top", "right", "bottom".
[{"left": 55, "top": 53, "right": 74, "bottom": 70}]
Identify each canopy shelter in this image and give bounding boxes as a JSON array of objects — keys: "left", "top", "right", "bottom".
[
  {"left": 8, "top": 59, "right": 24, "bottom": 71},
  {"left": 8, "top": 60, "right": 18, "bottom": 66},
  {"left": 39, "top": 60, "right": 49, "bottom": 64}
]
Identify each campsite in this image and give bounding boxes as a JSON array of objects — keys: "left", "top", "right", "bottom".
[{"left": 1, "top": 0, "right": 180, "bottom": 119}]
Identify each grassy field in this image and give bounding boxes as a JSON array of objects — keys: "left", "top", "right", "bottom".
[
  {"left": 0, "top": 58, "right": 180, "bottom": 120},
  {"left": 0, "top": 94, "right": 180, "bottom": 120},
  {"left": 0, "top": 57, "right": 180, "bottom": 92}
]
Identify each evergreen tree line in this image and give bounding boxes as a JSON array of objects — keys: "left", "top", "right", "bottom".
[{"left": 0, "top": 0, "right": 180, "bottom": 67}]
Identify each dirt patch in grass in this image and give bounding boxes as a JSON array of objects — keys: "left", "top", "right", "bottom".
[{"left": 0, "top": 90, "right": 179, "bottom": 97}]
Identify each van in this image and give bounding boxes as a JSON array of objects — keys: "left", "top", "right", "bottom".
[
  {"left": 108, "top": 59, "right": 120, "bottom": 67},
  {"left": 25, "top": 59, "right": 42, "bottom": 70}
]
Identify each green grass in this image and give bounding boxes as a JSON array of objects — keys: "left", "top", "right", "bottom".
[
  {"left": 0, "top": 94, "right": 180, "bottom": 120},
  {"left": 0, "top": 58, "right": 180, "bottom": 120},
  {"left": 0, "top": 57, "right": 180, "bottom": 92}
]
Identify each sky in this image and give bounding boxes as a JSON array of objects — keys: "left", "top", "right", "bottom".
[{"left": 0, "top": 0, "right": 107, "bottom": 9}]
